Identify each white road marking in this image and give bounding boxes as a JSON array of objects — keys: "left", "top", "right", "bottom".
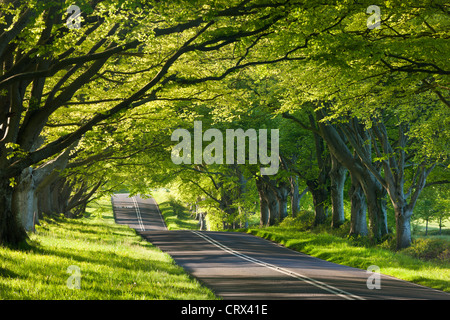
[
  {"left": 191, "top": 230, "right": 365, "bottom": 301},
  {"left": 132, "top": 196, "right": 145, "bottom": 232}
]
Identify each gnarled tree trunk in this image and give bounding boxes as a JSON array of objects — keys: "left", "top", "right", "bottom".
[
  {"left": 258, "top": 188, "right": 270, "bottom": 227},
  {"left": 0, "top": 178, "right": 28, "bottom": 245},
  {"left": 12, "top": 167, "right": 37, "bottom": 231},
  {"left": 348, "top": 173, "right": 368, "bottom": 236},
  {"left": 275, "top": 181, "right": 290, "bottom": 221},
  {"left": 330, "top": 154, "right": 347, "bottom": 228},
  {"left": 394, "top": 205, "right": 413, "bottom": 250},
  {"left": 314, "top": 110, "right": 387, "bottom": 241},
  {"left": 11, "top": 142, "right": 76, "bottom": 230},
  {"left": 306, "top": 178, "right": 328, "bottom": 226},
  {"left": 289, "top": 176, "right": 300, "bottom": 217},
  {"left": 359, "top": 171, "right": 388, "bottom": 241},
  {"left": 256, "top": 177, "right": 281, "bottom": 226}
]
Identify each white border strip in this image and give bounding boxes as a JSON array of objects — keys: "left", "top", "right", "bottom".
[
  {"left": 132, "top": 196, "right": 145, "bottom": 232},
  {"left": 191, "top": 230, "right": 365, "bottom": 300}
]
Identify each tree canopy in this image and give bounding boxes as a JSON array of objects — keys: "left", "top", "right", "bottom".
[{"left": 0, "top": 0, "right": 448, "bottom": 250}]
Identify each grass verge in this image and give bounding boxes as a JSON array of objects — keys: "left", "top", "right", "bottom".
[
  {"left": 239, "top": 223, "right": 449, "bottom": 293},
  {"left": 151, "top": 190, "right": 200, "bottom": 231},
  {"left": 0, "top": 197, "right": 217, "bottom": 300}
]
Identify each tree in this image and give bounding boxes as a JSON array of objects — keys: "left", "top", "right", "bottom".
[
  {"left": 283, "top": 106, "right": 388, "bottom": 240},
  {"left": 361, "top": 116, "right": 436, "bottom": 249},
  {"left": 3, "top": 0, "right": 447, "bottom": 249},
  {"left": 274, "top": 1, "right": 449, "bottom": 247},
  {"left": 415, "top": 198, "right": 437, "bottom": 236},
  {"left": 415, "top": 185, "right": 450, "bottom": 236},
  {"left": 0, "top": 0, "right": 307, "bottom": 245}
]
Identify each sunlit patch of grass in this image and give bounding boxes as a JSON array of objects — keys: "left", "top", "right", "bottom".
[
  {"left": 0, "top": 198, "right": 217, "bottom": 300},
  {"left": 151, "top": 190, "right": 199, "bottom": 230}
]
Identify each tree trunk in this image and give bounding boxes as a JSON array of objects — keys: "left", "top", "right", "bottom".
[
  {"left": 330, "top": 154, "right": 347, "bottom": 228},
  {"left": 57, "top": 177, "right": 73, "bottom": 214},
  {"left": 348, "top": 175, "right": 368, "bottom": 236},
  {"left": 306, "top": 179, "right": 328, "bottom": 226},
  {"left": 259, "top": 194, "right": 269, "bottom": 227},
  {"left": 0, "top": 178, "right": 28, "bottom": 245},
  {"left": 256, "top": 179, "right": 270, "bottom": 226},
  {"left": 314, "top": 110, "right": 387, "bottom": 241},
  {"left": 310, "top": 117, "right": 330, "bottom": 226},
  {"left": 198, "top": 212, "right": 207, "bottom": 230},
  {"left": 11, "top": 167, "right": 38, "bottom": 231},
  {"left": 395, "top": 205, "right": 413, "bottom": 250},
  {"left": 12, "top": 142, "right": 76, "bottom": 231},
  {"left": 266, "top": 185, "right": 279, "bottom": 225},
  {"left": 257, "top": 178, "right": 281, "bottom": 226},
  {"left": 275, "top": 181, "right": 289, "bottom": 221},
  {"left": 361, "top": 173, "right": 388, "bottom": 242},
  {"left": 439, "top": 217, "right": 442, "bottom": 235},
  {"left": 289, "top": 176, "right": 300, "bottom": 217},
  {"left": 52, "top": 178, "right": 67, "bottom": 214}
]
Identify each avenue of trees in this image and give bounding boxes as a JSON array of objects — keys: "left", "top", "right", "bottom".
[{"left": 0, "top": 0, "right": 449, "bottom": 250}]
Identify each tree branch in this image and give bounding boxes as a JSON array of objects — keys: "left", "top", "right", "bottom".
[{"left": 281, "top": 112, "right": 319, "bottom": 134}]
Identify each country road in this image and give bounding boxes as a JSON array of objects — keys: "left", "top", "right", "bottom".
[{"left": 111, "top": 193, "right": 450, "bottom": 300}]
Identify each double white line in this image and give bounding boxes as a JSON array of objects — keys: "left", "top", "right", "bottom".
[
  {"left": 132, "top": 196, "right": 145, "bottom": 232},
  {"left": 191, "top": 230, "right": 365, "bottom": 300}
]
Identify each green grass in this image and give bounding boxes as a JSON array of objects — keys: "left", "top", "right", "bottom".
[
  {"left": 0, "top": 197, "right": 217, "bottom": 300},
  {"left": 239, "top": 223, "right": 450, "bottom": 293},
  {"left": 413, "top": 221, "right": 450, "bottom": 242},
  {"left": 151, "top": 190, "right": 200, "bottom": 231}
]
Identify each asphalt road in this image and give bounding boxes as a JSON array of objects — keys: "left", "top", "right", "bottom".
[{"left": 112, "top": 193, "right": 450, "bottom": 300}]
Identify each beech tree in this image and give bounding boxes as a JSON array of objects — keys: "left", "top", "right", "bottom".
[
  {"left": 0, "top": 0, "right": 314, "bottom": 245},
  {"left": 274, "top": 1, "right": 449, "bottom": 247},
  {"left": 2, "top": 0, "right": 447, "bottom": 251}
]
